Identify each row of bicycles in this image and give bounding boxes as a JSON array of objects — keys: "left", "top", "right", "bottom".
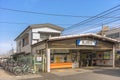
[{"left": 1, "top": 59, "right": 34, "bottom": 75}]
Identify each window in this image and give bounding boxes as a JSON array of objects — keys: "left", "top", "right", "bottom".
[
  {"left": 22, "top": 36, "right": 29, "bottom": 47},
  {"left": 103, "top": 52, "right": 110, "bottom": 59},
  {"left": 40, "top": 33, "right": 50, "bottom": 40},
  {"left": 40, "top": 33, "right": 60, "bottom": 41}
]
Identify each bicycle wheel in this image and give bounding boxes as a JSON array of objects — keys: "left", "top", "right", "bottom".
[{"left": 14, "top": 68, "right": 22, "bottom": 76}]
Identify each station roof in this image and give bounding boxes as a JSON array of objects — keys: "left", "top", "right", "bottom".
[
  {"left": 32, "top": 33, "right": 119, "bottom": 47},
  {"left": 48, "top": 33, "right": 119, "bottom": 43}
]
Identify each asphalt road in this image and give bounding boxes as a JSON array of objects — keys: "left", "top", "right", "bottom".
[
  {"left": 0, "top": 67, "right": 120, "bottom": 80},
  {"left": 20, "top": 68, "right": 120, "bottom": 80}
]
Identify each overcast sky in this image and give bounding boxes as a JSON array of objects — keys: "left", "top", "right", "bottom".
[{"left": 0, "top": 0, "right": 120, "bottom": 54}]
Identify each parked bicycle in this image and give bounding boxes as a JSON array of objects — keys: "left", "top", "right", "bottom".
[{"left": 1, "top": 59, "right": 34, "bottom": 76}]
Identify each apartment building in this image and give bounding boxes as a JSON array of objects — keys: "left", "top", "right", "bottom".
[
  {"left": 98, "top": 26, "right": 120, "bottom": 50},
  {"left": 98, "top": 27, "right": 120, "bottom": 66},
  {"left": 14, "top": 23, "right": 64, "bottom": 54},
  {"left": 105, "top": 27, "right": 120, "bottom": 40},
  {"left": 104, "top": 27, "right": 120, "bottom": 51}
]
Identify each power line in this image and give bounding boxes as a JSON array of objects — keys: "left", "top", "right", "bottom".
[
  {"left": 0, "top": 7, "right": 91, "bottom": 18},
  {"left": 0, "top": 21, "right": 73, "bottom": 25},
  {"left": 64, "top": 4, "right": 120, "bottom": 30},
  {"left": 0, "top": 21, "right": 30, "bottom": 24},
  {"left": 1, "top": 7, "right": 120, "bottom": 18},
  {"left": 1, "top": 5, "right": 120, "bottom": 35},
  {"left": 63, "top": 18, "right": 120, "bottom": 35},
  {"left": 62, "top": 4, "right": 120, "bottom": 35}
]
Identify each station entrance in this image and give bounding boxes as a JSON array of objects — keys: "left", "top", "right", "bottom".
[
  {"left": 50, "top": 49, "right": 113, "bottom": 69},
  {"left": 80, "top": 52, "right": 94, "bottom": 67}
]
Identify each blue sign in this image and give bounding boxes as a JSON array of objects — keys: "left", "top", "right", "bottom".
[
  {"left": 76, "top": 40, "right": 81, "bottom": 45},
  {"left": 76, "top": 40, "right": 96, "bottom": 46}
]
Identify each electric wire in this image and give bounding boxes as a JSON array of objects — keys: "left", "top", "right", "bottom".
[
  {"left": 64, "top": 5, "right": 120, "bottom": 31},
  {"left": 0, "top": 21, "right": 73, "bottom": 25},
  {"left": 62, "top": 5, "right": 120, "bottom": 35},
  {"left": 1, "top": 5, "right": 120, "bottom": 35},
  {"left": 1, "top": 7, "right": 120, "bottom": 18}
]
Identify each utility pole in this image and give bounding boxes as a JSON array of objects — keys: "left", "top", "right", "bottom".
[
  {"left": 101, "top": 24, "right": 109, "bottom": 36},
  {"left": 11, "top": 43, "right": 14, "bottom": 55}
]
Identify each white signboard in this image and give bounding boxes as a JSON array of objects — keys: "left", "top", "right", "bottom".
[
  {"left": 76, "top": 40, "right": 96, "bottom": 46},
  {"left": 33, "top": 33, "right": 40, "bottom": 39},
  {"left": 36, "top": 57, "right": 42, "bottom": 61}
]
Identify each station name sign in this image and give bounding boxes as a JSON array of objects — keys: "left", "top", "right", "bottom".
[{"left": 76, "top": 39, "right": 97, "bottom": 46}]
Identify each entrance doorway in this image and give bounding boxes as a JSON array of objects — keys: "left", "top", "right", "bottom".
[{"left": 80, "top": 52, "right": 96, "bottom": 67}]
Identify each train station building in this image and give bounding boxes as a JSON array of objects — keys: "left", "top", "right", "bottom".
[{"left": 32, "top": 33, "right": 119, "bottom": 72}]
